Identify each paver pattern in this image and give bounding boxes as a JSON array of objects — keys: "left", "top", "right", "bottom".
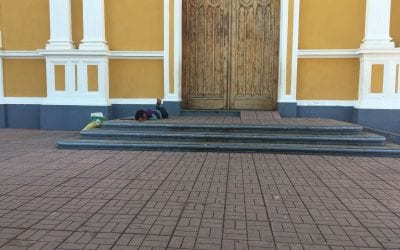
[
  {"left": 1, "top": 129, "right": 400, "bottom": 249},
  {"left": 117, "top": 116, "right": 358, "bottom": 127}
]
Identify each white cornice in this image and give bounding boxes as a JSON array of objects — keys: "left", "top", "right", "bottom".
[
  {"left": 1, "top": 49, "right": 399, "bottom": 60},
  {"left": 0, "top": 50, "right": 165, "bottom": 59}
]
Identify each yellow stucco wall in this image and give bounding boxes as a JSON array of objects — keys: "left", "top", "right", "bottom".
[
  {"left": 105, "top": 0, "right": 164, "bottom": 51},
  {"left": 72, "top": 0, "right": 83, "bottom": 48},
  {"left": 286, "top": 0, "right": 294, "bottom": 95},
  {"left": 297, "top": 59, "right": 359, "bottom": 100},
  {"left": 391, "top": 0, "right": 400, "bottom": 46},
  {"left": 3, "top": 60, "right": 47, "bottom": 97},
  {"left": 0, "top": 0, "right": 49, "bottom": 50},
  {"left": 371, "top": 64, "right": 384, "bottom": 93},
  {"left": 88, "top": 65, "right": 99, "bottom": 92},
  {"left": 299, "top": 0, "right": 365, "bottom": 49},
  {"left": 109, "top": 60, "right": 164, "bottom": 98},
  {"left": 55, "top": 65, "right": 66, "bottom": 91}
]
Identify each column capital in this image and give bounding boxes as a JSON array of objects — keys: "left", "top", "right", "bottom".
[{"left": 361, "top": 0, "right": 394, "bottom": 49}]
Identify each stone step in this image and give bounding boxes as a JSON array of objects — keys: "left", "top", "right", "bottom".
[
  {"left": 80, "top": 129, "right": 386, "bottom": 146},
  {"left": 57, "top": 138, "right": 400, "bottom": 157},
  {"left": 180, "top": 110, "right": 240, "bottom": 117},
  {"left": 102, "top": 121, "right": 364, "bottom": 135},
  {"left": 240, "top": 111, "right": 282, "bottom": 121}
]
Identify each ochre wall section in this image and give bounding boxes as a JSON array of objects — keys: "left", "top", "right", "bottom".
[
  {"left": 299, "top": 0, "right": 365, "bottom": 49},
  {"left": 109, "top": 60, "right": 164, "bottom": 99},
  {"left": 105, "top": 0, "right": 164, "bottom": 51},
  {"left": 371, "top": 64, "right": 384, "bottom": 93},
  {"left": 88, "top": 65, "right": 99, "bottom": 92},
  {"left": 0, "top": 0, "right": 49, "bottom": 50},
  {"left": 3, "top": 60, "right": 47, "bottom": 97},
  {"left": 286, "top": 0, "right": 294, "bottom": 95},
  {"left": 297, "top": 59, "right": 359, "bottom": 100},
  {"left": 391, "top": 0, "right": 400, "bottom": 46},
  {"left": 72, "top": 0, "right": 83, "bottom": 48}
]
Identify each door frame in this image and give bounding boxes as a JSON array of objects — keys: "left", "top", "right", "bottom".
[{"left": 167, "top": 0, "right": 300, "bottom": 106}]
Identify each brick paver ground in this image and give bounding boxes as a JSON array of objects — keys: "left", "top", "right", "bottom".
[{"left": 1, "top": 129, "right": 400, "bottom": 249}]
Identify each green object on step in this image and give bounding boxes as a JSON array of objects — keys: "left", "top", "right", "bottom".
[
  {"left": 82, "top": 112, "right": 105, "bottom": 131},
  {"left": 90, "top": 112, "right": 105, "bottom": 123}
]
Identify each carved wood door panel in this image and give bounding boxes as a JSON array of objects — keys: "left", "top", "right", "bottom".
[
  {"left": 183, "top": 0, "right": 279, "bottom": 110},
  {"left": 183, "top": 0, "right": 229, "bottom": 110}
]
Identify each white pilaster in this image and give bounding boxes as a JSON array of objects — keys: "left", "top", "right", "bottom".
[
  {"left": 46, "top": 0, "right": 74, "bottom": 50},
  {"left": 361, "top": 0, "right": 394, "bottom": 49},
  {"left": 289, "top": 0, "right": 300, "bottom": 101},
  {"left": 173, "top": 0, "right": 183, "bottom": 101},
  {"left": 80, "top": 0, "right": 108, "bottom": 51},
  {"left": 278, "top": 0, "right": 299, "bottom": 103},
  {"left": 163, "top": 0, "right": 171, "bottom": 100},
  {"left": 278, "top": 0, "right": 289, "bottom": 102},
  {"left": 0, "top": 58, "right": 4, "bottom": 103}
]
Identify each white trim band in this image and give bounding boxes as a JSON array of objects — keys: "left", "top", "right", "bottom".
[
  {"left": 298, "top": 49, "right": 400, "bottom": 59},
  {"left": 297, "top": 100, "right": 357, "bottom": 107},
  {"left": 0, "top": 97, "right": 175, "bottom": 106},
  {"left": 298, "top": 50, "right": 359, "bottom": 59},
  {"left": 0, "top": 50, "right": 165, "bottom": 59},
  {"left": 110, "top": 99, "right": 159, "bottom": 105},
  {"left": 2, "top": 97, "right": 46, "bottom": 105}
]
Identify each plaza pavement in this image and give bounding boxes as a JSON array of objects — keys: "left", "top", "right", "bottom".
[{"left": 0, "top": 129, "right": 400, "bottom": 249}]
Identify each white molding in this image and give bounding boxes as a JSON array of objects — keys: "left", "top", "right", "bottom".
[
  {"left": 1, "top": 97, "right": 178, "bottom": 106},
  {"left": 356, "top": 102, "right": 400, "bottom": 110},
  {"left": 38, "top": 50, "right": 108, "bottom": 57},
  {"left": 42, "top": 97, "right": 110, "bottom": 106},
  {"left": 298, "top": 49, "right": 359, "bottom": 58},
  {"left": 297, "top": 100, "right": 357, "bottom": 107},
  {"left": 110, "top": 99, "right": 158, "bottom": 105},
  {"left": 109, "top": 51, "right": 164, "bottom": 59},
  {"left": 278, "top": 0, "right": 289, "bottom": 103},
  {"left": 0, "top": 50, "right": 165, "bottom": 59},
  {"left": 46, "top": 0, "right": 74, "bottom": 50},
  {"left": 299, "top": 49, "right": 400, "bottom": 59},
  {"left": 3, "top": 97, "right": 397, "bottom": 109},
  {"left": 2, "top": 97, "right": 45, "bottom": 105},
  {"left": 0, "top": 51, "right": 44, "bottom": 59},
  {"left": 4, "top": 48, "right": 400, "bottom": 60}
]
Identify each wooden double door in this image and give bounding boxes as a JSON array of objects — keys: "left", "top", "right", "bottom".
[{"left": 183, "top": 0, "right": 280, "bottom": 110}]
